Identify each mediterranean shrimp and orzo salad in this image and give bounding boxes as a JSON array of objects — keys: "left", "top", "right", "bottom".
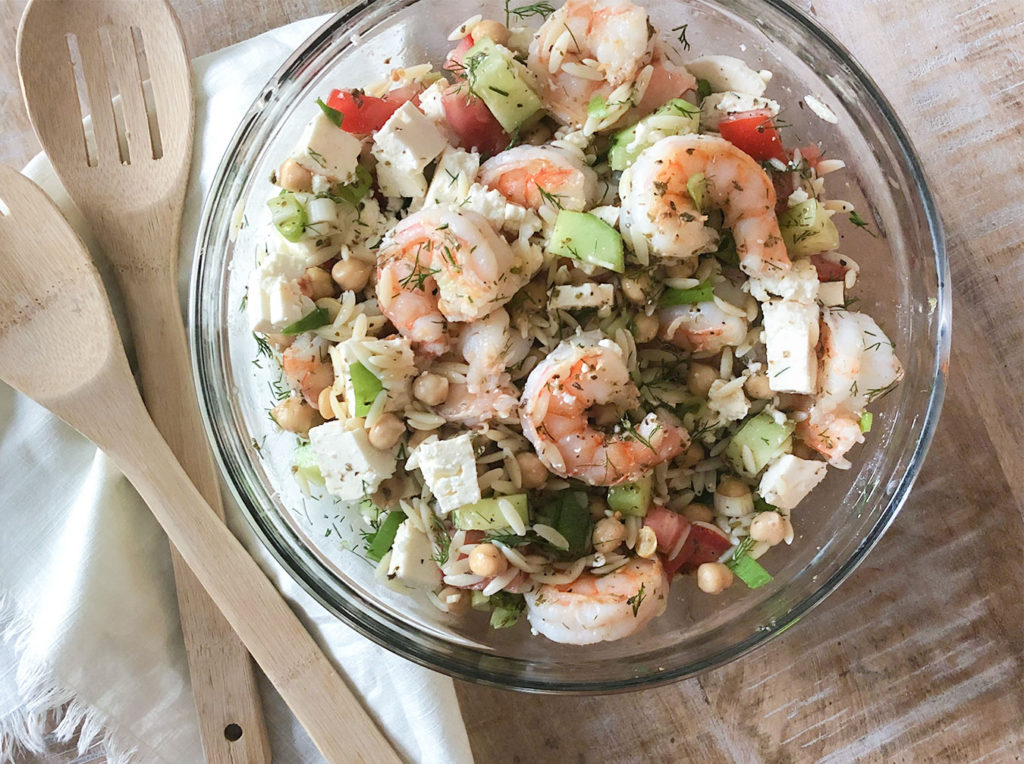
[{"left": 245, "top": 0, "right": 903, "bottom": 645}]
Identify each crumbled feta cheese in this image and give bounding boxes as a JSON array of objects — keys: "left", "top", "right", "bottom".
[
  {"left": 588, "top": 205, "right": 620, "bottom": 228},
  {"left": 749, "top": 256, "right": 820, "bottom": 303},
  {"left": 686, "top": 55, "right": 768, "bottom": 97},
  {"left": 246, "top": 241, "right": 325, "bottom": 333},
  {"left": 386, "top": 520, "right": 443, "bottom": 590},
  {"left": 372, "top": 102, "right": 448, "bottom": 198},
  {"left": 787, "top": 187, "right": 810, "bottom": 208},
  {"left": 758, "top": 454, "right": 827, "bottom": 511},
  {"left": 817, "top": 281, "right": 845, "bottom": 307},
  {"left": 414, "top": 433, "right": 480, "bottom": 514},
  {"left": 309, "top": 420, "right": 397, "bottom": 500},
  {"left": 291, "top": 112, "right": 362, "bottom": 183},
  {"left": 699, "top": 91, "right": 781, "bottom": 131},
  {"left": 708, "top": 377, "right": 750, "bottom": 423},
  {"left": 425, "top": 147, "right": 480, "bottom": 208},
  {"left": 460, "top": 183, "right": 537, "bottom": 235},
  {"left": 417, "top": 80, "right": 456, "bottom": 141},
  {"left": 763, "top": 298, "right": 820, "bottom": 394},
  {"left": 548, "top": 283, "right": 615, "bottom": 312}
]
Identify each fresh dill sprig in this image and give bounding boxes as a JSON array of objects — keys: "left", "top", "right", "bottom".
[
  {"left": 504, "top": 0, "right": 555, "bottom": 26},
  {"left": 626, "top": 582, "right": 646, "bottom": 617},
  {"left": 536, "top": 185, "right": 564, "bottom": 209},
  {"left": 849, "top": 210, "right": 878, "bottom": 237},
  {"left": 619, "top": 417, "right": 659, "bottom": 454},
  {"left": 672, "top": 23, "right": 691, "bottom": 51}
]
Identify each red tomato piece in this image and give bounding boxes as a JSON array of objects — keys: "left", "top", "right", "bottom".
[
  {"left": 325, "top": 84, "right": 421, "bottom": 134},
  {"left": 798, "top": 144, "right": 823, "bottom": 171},
  {"left": 441, "top": 84, "right": 509, "bottom": 156},
  {"left": 810, "top": 253, "right": 850, "bottom": 282},
  {"left": 677, "top": 522, "right": 733, "bottom": 574},
  {"left": 718, "top": 109, "right": 787, "bottom": 162},
  {"left": 444, "top": 35, "right": 475, "bottom": 76},
  {"left": 644, "top": 505, "right": 695, "bottom": 578}
]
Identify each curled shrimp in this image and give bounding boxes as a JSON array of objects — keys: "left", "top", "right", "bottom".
[
  {"left": 620, "top": 134, "right": 790, "bottom": 278},
  {"left": 796, "top": 308, "right": 904, "bottom": 467},
  {"left": 479, "top": 145, "right": 598, "bottom": 212},
  {"left": 376, "top": 208, "right": 522, "bottom": 356},
  {"left": 524, "top": 557, "right": 669, "bottom": 644},
  {"left": 282, "top": 334, "right": 334, "bottom": 406},
  {"left": 520, "top": 331, "right": 688, "bottom": 485},
  {"left": 527, "top": 0, "right": 652, "bottom": 128},
  {"left": 659, "top": 300, "right": 749, "bottom": 353}
]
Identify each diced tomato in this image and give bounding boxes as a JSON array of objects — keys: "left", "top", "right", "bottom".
[
  {"left": 718, "top": 109, "right": 787, "bottom": 162},
  {"left": 798, "top": 144, "right": 823, "bottom": 171},
  {"left": 441, "top": 84, "right": 509, "bottom": 156},
  {"left": 810, "top": 253, "right": 849, "bottom": 282},
  {"left": 444, "top": 35, "right": 475, "bottom": 76},
  {"left": 771, "top": 170, "right": 794, "bottom": 215},
  {"left": 677, "top": 522, "right": 732, "bottom": 574},
  {"left": 325, "top": 84, "right": 421, "bottom": 134},
  {"left": 627, "top": 58, "right": 697, "bottom": 121},
  {"left": 644, "top": 505, "right": 693, "bottom": 578}
]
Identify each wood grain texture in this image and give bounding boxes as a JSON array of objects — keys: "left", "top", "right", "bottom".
[{"left": 2, "top": 0, "right": 1022, "bottom": 761}]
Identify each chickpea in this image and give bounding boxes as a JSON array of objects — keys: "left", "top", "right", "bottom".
[
  {"left": 276, "top": 158, "right": 312, "bottom": 193},
  {"left": 717, "top": 475, "right": 750, "bottom": 498},
  {"left": 271, "top": 396, "right": 322, "bottom": 436},
  {"left": 468, "top": 543, "right": 508, "bottom": 578},
  {"left": 331, "top": 258, "right": 372, "bottom": 292},
  {"left": 697, "top": 562, "right": 734, "bottom": 594},
  {"left": 413, "top": 372, "right": 449, "bottom": 406},
  {"left": 750, "top": 511, "right": 787, "bottom": 546},
  {"left": 633, "top": 312, "right": 659, "bottom": 343},
  {"left": 592, "top": 517, "right": 626, "bottom": 554},
  {"left": 687, "top": 362, "right": 719, "bottom": 398},
  {"left": 715, "top": 475, "right": 754, "bottom": 517},
  {"left": 744, "top": 372, "right": 774, "bottom": 400},
  {"left": 666, "top": 260, "right": 697, "bottom": 279},
  {"left": 472, "top": 19, "right": 509, "bottom": 45},
  {"left": 620, "top": 275, "right": 648, "bottom": 305},
  {"left": 516, "top": 451, "right": 548, "bottom": 490},
  {"left": 368, "top": 413, "right": 405, "bottom": 450},
  {"left": 303, "top": 266, "right": 336, "bottom": 301},
  {"left": 682, "top": 503, "right": 713, "bottom": 524},
  {"left": 636, "top": 525, "right": 658, "bottom": 559},
  {"left": 317, "top": 386, "right": 337, "bottom": 421},
  {"left": 792, "top": 441, "right": 818, "bottom": 460},
  {"left": 588, "top": 495, "right": 610, "bottom": 521},
  {"left": 439, "top": 586, "right": 471, "bottom": 614},
  {"left": 680, "top": 441, "right": 705, "bottom": 469}
]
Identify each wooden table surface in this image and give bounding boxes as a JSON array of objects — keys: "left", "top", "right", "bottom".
[{"left": 4, "top": 0, "right": 1022, "bottom": 761}]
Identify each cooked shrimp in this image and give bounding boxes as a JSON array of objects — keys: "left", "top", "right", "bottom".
[
  {"left": 520, "top": 331, "right": 688, "bottom": 485},
  {"left": 527, "top": 0, "right": 652, "bottom": 128},
  {"left": 282, "top": 334, "right": 334, "bottom": 406},
  {"left": 524, "top": 557, "right": 669, "bottom": 644},
  {"left": 658, "top": 301, "right": 749, "bottom": 353},
  {"left": 620, "top": 134, "right": 790, "bottom": 277},
  {"left": 376, "top": 208, "right": 521, "bottom": 356},
  {"left": 797, "top": 308, "right": 904, "bottom": 467},
  {"left": 479, "top": 145, "right": 598, "bottom": 212}
]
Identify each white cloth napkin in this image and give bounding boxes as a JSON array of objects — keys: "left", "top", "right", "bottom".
[{"left": 0, "top": 15, "right": 473, "bottom": 764}]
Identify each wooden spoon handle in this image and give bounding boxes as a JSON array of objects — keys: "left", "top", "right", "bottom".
[{"left": 103, "top": 392, "right": 401, "bottom": 764}]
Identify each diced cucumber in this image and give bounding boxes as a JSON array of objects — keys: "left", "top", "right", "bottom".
[
  {"left": 282, "top": 306, "right": 330, "bottom": 335},
  {"left": 607, "top": 474, "right": 652, "bottom": 516},
  {"left": 325, "top": 164, "right": 372, "bottom": 206},
  {"left": 725, "top": 412, "right": 794, "bottom": 474},
  {"left": 608, "top": 98, "right": 700, "bottom": 171},
  {"left": 660, "top": 279, "right": 714, "bottom": 307},
  {"left": 471, "top": 591, "right": 490, "bottom": 611},
  {"left": 859, "top": 412, "right": 873, "bottom": 433},
  {"left": 349, "top": 361, "right": 383, "bottom": 417},
  {"left": 268, "top": 190, "right": 307, "bottom": 242},
  {"left": 293, "top": 443, "right": 324, "bottom": 485},
  {"left": 451, "top": 494, "right": 529, "bottom": 531},
  {"left": 534, "top": 491, "right": 592, "bottom": 557},
  {"left": 365, "top": 511, "right": 406, "bottom": 562},
  {"left": 465, "top": 37, "right": 543, "bottom": 133},
  {"left": 548, "top": 210, "right": 624, "bottom": 273},
  {"left": 488, "top": 591, "right": 525, "bottom": 629},
  {"left": 778, "top": 198, "right": 840, "bottom": 256}
]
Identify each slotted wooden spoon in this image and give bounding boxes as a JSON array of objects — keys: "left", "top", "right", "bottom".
[
  {"left": 0, "top": 164, "right": 400, "bottom": 763},
  {"left": 16, "top": 1, "right": 270, "bottom": 759}
]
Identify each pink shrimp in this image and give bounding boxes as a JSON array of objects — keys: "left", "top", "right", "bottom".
[
  {"left": 479, "top": 145, "right": 597, "bottom": 212},
  {"left": 282, "top": 334, "right": 334, "bottom": 406}
]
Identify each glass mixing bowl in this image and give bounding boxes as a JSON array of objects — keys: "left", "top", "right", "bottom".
[{"left": 190, "top": 0, "right": 950, "bottom": 691}]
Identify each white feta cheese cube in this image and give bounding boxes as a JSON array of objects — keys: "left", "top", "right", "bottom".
[
  {"left": 817, "top": 281, "right": 845, "bottom": 307},
  {"left": 700, "top": 91, "right": 781, "bottom": 131},
  {"left": 308, "top": 420, "right": 397, "bottom": 500},
  {"left": 414, "top": 433, "right": 480, "bottom": 514},
  {"left": 588, "top": 205, "right": 620, "bottom": 228},
  {"left": 763, "top": 298, "right": 820, "bottom": 394},
  {"left": 758, "top": 454, "right": 827, "bottom": 511},
  {"left": 424, "top": 147, "right": 480, "bottom": 208},
  {"left": 386, "top": 520, "right": 443, "bottom": 590},
  {"left": 749, "top": 256, "right": 820, "bottom": 303},
  {"left": 417, "top": 80, "right": 457, "bottom": 142},
  {"left": 246, "top": 271, "right": 314, "bottom": 334},
  {"left": 461, "top": 183, "right": 535, "bottom": 234},
  {"left": 372, "top": 102, "right": 448, "bottom": 198},
  {"left": 686, "top": 55, "right": 768, "bottom": 97},
  {"left": 291, "top": 113, "right": 362, "bottom": 183},
  {"left": 548, "top": 283, "right": 615, "bottom": 312}
]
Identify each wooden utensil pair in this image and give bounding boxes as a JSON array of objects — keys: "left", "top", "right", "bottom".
[{"left": 13, "top": 1, "right": 397, "bottom": 761}]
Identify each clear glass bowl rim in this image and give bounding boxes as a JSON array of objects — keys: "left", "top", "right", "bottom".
[{"left": 189, "top": 0, "right": 951, "bottom": 693}]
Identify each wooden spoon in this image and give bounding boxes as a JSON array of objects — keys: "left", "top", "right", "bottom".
[
  {"left": 0, "top": 165, "right": 401, "bottom": 763},
  {"left": 16, "top": 1, "right": 270, "bottom": 759}
]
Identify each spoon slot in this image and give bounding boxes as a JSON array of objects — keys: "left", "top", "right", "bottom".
[
  {"left": 0, "top": 196, "right": 9, "bottom": 217},
  {"left": 63, "top": 32, "right": 98, "bottom": 168},
  {"left": 97, "top": 27, "right": 132, "bottom": 166},
  {"left": 130, "top": 26, "right": 164, "bottom": 161}
]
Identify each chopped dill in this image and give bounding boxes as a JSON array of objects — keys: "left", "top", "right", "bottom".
[{"left": 627, "top": 582, "right": 646, "bottom": 617}]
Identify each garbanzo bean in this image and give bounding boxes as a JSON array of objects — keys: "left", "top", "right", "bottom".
[
  {"left": 633, "top": 312, "right": 659, "bottom": 343},
  {"left": 681, "top": 503, "right": 713, "bottom": 523},
  {"left": 331, "top": 258, "right": 372, "bottom": 292},
  {"left": 687, "top": 362, "right": 719, "bottom": 398},
  {"left": 368, "top": 413, "right": 405, "bottom": 450},
  {"left": 472, "top": 19, "right": 509, "bottom": 45},
  {"left": 516, "top": 451, "right": 548, "bottom": 489},
  {"left": 271, "top": 396, "right": 322, "bottom": 436},
  {"left": 468, "top": 543, "right": 508, "bottom": 577},
  {"left": 750, "top": 511, "right": 787, "bottom": 546},
  {"left": 592, "top": 517, "right": 626, "bottom": 554},
  {"left": 697, "top": 562, "right": 734, "bottom": 594},
  {"left": 303, "top": 266, "right": 335, "bottom": 301},
  {"left": 276, "top": 158, "right": 312, "bottom": 193},
  {"left": 317, "top": 386, "right": 337, "bottom": 420},
  {"left": 680, "top": 441, "right": 705, "bottom": 468},
  {"left": 743, "top": 372, "right": 773, "bottom": 400}
]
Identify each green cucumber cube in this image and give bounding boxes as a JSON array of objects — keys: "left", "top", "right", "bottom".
[
  {"left": 451, "top": 494, "right": 529, "bottom": 531},
  {"left": 548, "top": 210, "right": 624, "bottom": 273},
  {"left": 778, "top": 198, "right": 840, "bottom": 256},
  {"left": 608, "top": 98, "right": 700, "bottom": 171},
  {"left": 725, "top": 412, "right": 794, "bottom": 474},
  {"left": 465, "top": 37, "right": 543, "bottom": 133},
  {"left": 607, "top": 474, "right": 652, "bottom": 516}
]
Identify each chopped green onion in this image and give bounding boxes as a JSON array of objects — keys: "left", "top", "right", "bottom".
[
  {"left": 696, "top": 78, "right": 712, "bottom": 101},
  {"left": 859, "top": 412, "right": 873, "bottom": 433},
  {"left": 316, "top": 97, "right": 344, "bottom": 127},
  {"left": 349, "top": 360, "right": 384, "bottom": 417},
  {"left": 268, "top": 190, "right": 307, "bottom": 242},
  {"left": 281, "top": 306, "right": 330, "bottom": 335},
  {"left": 727, "top": 553, "right": 774, "bottom": 589},
  {"left": 327, "top": 164, "right": 373, "bottom": 206},
  {"left": 686, "top": 172, "right": 708, "bottom": 212},
  {"left": 660, "top": 279, "right": 714, "bottom": 307},
  {"left": 365, "top": 510, "right": 406, "bottom": 562}
]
